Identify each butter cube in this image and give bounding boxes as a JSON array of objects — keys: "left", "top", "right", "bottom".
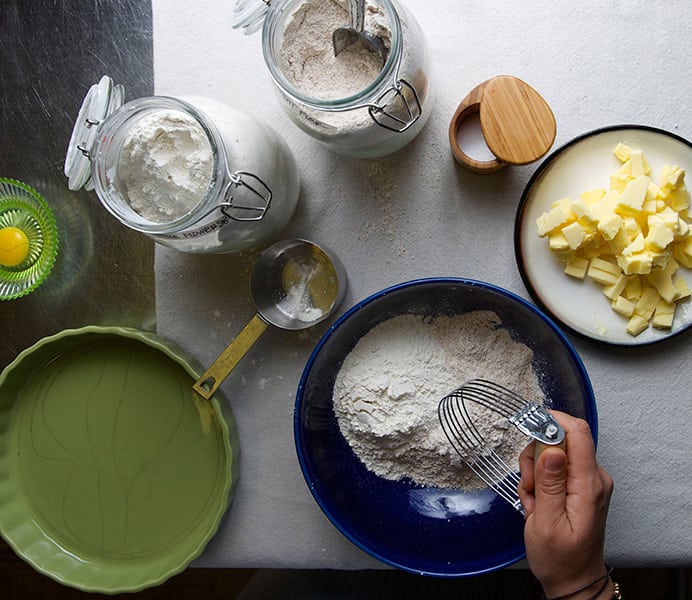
[
  {"left": 646, "top": 270, "right": 679, "bottom": 303},
  {"left": 650, "top": 251, "right": 670, "bottom": 270},
  {"left": 597, "top": 212, "right": 623, "bottom": 241},
  {"left": 623, "top": 275, "right": 642, "bottom": 300},
  {"left": 580, "top": 243, "right": 610, "bottom": 259},
  {"left": 564, "top": 256, "right": 590, "bottom": 279},
  {"left": 577, "top": 217, "right": 600, "bottom": 246},
  {"left": 622, "top": 217, "right": 643, "bottom": 241},
  {"left": 652, "top": 299, "right": 675, "bottom": 330},
  {"left": 660, "top": 165, "right": 685, "bottom": 190},
  {"left": 610, "top": 163, "right": 633, "bottom": 193},
  {"left": 626, "top": 314, "right": 650, "bottom": 336},
  {"left": 666, "top": 185, "right": 690, "bottom": 213},
  {"left": 623, "top": 233, "right": 645, "bottom": 256},
  {"left": 645, "top": 182, "right": 664, "bottom": 203},
  {"left": 617, "top": 251, "right": 653, "bottom": 275},
  {"left": 561, "top": 221, "right": 587, "bottom": 249},
  {"left": 641, "top": 197, "right": 659, "bottom": 215},
  {"left": 612, "top": 295, "right": 636, "bottom": 318},
  {"left": 657, "top": 206, "right": 682, "bottom": 230},
  {"left": 672, "top": 237, "right": 692, "bottom": 268},
  {"left": 607, "top": 227, "right": 632, "bottom": 255},
  {"left": 587, "top": 257, "right": 621, "bottom": 285},
  {"left": 672, "top": 273, "right": 691, "bottom": 299},
  {"left": 536, "top": 200, "right": 574, "bottom": 236},
  {"left": 602, "top": 274, "right": 628, "bottom": 300},
  {"left": 576, "top": 189, "right": 606, "bottom": 212},
  {"left": 613, "top": 143, "right": 631, "bottom": 163},
  {"left": 617, "top": 175, "right": 650, "bottom": 213},
  {"left": 646, "top": 216, "right": 675, "bottom": 251},
  {"left": 548, "top": 231, "right": 574, "bottom": 262},
  {"left": 629, "top": 150, "right": 649, "bottom": 178},
  {"left": 591, "top": 190, "right": 619, "bottom": 221},
  {"left": 634, "top": 286, "right": 661, "bottom": 320}
]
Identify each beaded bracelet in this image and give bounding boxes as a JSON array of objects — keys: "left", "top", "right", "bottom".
[{"left": 541, "top": 564, "right": 614, "bottom": 600}]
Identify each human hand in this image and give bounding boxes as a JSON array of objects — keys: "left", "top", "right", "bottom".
[{"left": 518, "top": 410, "right": 614, "bottom": 599}]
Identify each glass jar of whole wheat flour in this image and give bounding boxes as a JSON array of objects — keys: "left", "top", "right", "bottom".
[
  {"left": 233, "top": 0, "right": 434, "bottom": 158},
  {"left": 65, "top": 76, "right": 300, "bottom": 254}
]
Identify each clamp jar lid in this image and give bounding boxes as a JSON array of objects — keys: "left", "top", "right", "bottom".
[
  {"left": 65, "top": 76, "right": 125, "bottom": 191},
  {"left": 232, "top": 0, "right": 270, "bottom": 33}
]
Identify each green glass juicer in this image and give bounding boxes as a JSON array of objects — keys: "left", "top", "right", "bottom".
[{"left": 0, "top": 178, "right": 59, "bottom": 300}]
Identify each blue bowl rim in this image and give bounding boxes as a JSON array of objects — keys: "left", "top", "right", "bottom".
[{"left": 294, "top": 277, "right": 597, "bottom": 577}]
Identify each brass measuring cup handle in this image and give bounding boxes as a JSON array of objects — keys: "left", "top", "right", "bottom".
[{"left": 193, "top": 314, "right": 269, "bottom": 401}]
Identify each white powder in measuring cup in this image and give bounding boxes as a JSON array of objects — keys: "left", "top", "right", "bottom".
[
  {"left": 278, "top": 262, "right": 325, "bottom": 322},
  {"left": 280, "top": 0, "right": 391, "bottom": 100},
  {"left": 118, "top": 109, "right": 213, "bottom": 222},
  {"left": 333, "top": 311, "right": 544, "bottom": 490}
]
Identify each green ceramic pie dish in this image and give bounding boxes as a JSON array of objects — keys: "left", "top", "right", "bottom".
[{"left": 0, "top": 326, "right": 239, "bottom": 593}]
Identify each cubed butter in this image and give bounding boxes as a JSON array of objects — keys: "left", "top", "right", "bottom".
[
  {"left": 577, "top": 188, "right": 606, "bottom": 209},
  {"left": 645, "top": 216, "right": 675, "bottom": 251},
  {"left": 626, "top": 314, "right": 650, "bottom": 336},
  {"left": 597, "top": 212, "right": 623, "bottom": 241},
  {"left": 617, "top": 175, "right": 650, "bottom": 213},
  {"left": 612, "top": 295, "right": 636, "bottom": 317},
  {"left": 610, "top": 163, "right": 633, "bottom": 193},
  {"left": 672, "top": 273, "right": 690, "bottom": 299},
  {"left": 607, "top": 227, "right": 631, "bottom": 255},
  {"left": 672, "top": 237, "right": 692, "bottom": 268},
  {"left": 634, "top": 286, "right": 661, "bottom": 320},
  {"left": 564, "top": 257, "right": 590, "bottom": 279},
  {"left": 613, "top": 143, "right": 631, "bottom": 163},
  {"left": 623, "top": 275, "right": 642, "bottom": 300},
  {"left": 536, "top": 144, "right": 690, "bottom": 337},
  {"left": 561, "top": 221, "right": 587, "bottom": 249},
  {"left": 617, "top": 251, "right": 653, "bottom": 275},
  {"left": 629, "top": 149, "right": 649, "bottom": 178},
  {"left": 666, "top": 185, "right": 690, "bottom": 213},
  {"left": 646, "top": 270, "right": 679, "bottom": 303},
  {"left": 536, "top": 200, "right": 574, "bottom": 236},
  {"left": 602, "top": 274, "right": 628, "bottom": 300},
  {"left": 660, "top": 165, "right": 685, "bottom": 190},
  {"left": 587, "top": 257, "right": 621, "bottom": 285},
  {"left": 652, "top": 299, "right": 675, "bottom": 330}
]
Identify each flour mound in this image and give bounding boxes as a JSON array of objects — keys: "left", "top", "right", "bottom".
[{"left": 332, "top": 311, "right": 543, "bottom": 490}]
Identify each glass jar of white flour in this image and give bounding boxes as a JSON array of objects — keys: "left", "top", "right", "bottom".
[
  {"left": 233, "top": 0, "right": 434, "bottom": 158},
  {"left": 65, "top": 76, "right": 300, "bottom": 253}
]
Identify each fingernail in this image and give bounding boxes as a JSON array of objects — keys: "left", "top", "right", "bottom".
[{"left": 544, "top": 451, "right": 566, "bottom": 473}]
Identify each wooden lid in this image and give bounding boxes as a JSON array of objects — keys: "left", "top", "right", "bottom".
[{"left": 449, "top": 75, "right": 556, "bottom": 174}]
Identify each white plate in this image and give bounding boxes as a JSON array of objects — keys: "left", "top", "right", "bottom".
[{"left": 515, "top": 125, "right": 692, "bottom": 346}]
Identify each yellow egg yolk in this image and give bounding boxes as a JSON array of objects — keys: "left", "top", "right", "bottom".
[{"left": 0, "top": 226, "right": 30, "bottom": 267}]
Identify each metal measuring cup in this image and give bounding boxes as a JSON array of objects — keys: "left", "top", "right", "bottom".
[{"left": 193, "top": 239, "right": 347, "bottom": 400}]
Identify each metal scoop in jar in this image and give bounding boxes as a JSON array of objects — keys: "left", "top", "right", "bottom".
[
  {"left": 332, "top": 0, "right": 387, "bottom": 64},
  {"left": 193, "top": 239, "right": 347, "bottom": 401}
]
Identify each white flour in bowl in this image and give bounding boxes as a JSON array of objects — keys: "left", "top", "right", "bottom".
[{"left": 332, "top": 311, "right": 544, "bottom": 490}]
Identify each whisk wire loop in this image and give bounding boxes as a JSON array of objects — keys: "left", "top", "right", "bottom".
[
  {"left": 438, "top": 385, "right": 525, "bottom": 514},
  {"left": 438, "top": 379, "right": 565, "bottom": 514}
]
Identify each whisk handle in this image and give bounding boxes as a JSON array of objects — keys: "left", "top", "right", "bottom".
[{"left": 534, "top": 439, "right": 566, "bottom": 461}]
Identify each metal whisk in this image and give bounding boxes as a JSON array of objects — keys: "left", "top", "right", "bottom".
[{"left": 438, "top": 379, "right": 565, "bottom": 515}]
